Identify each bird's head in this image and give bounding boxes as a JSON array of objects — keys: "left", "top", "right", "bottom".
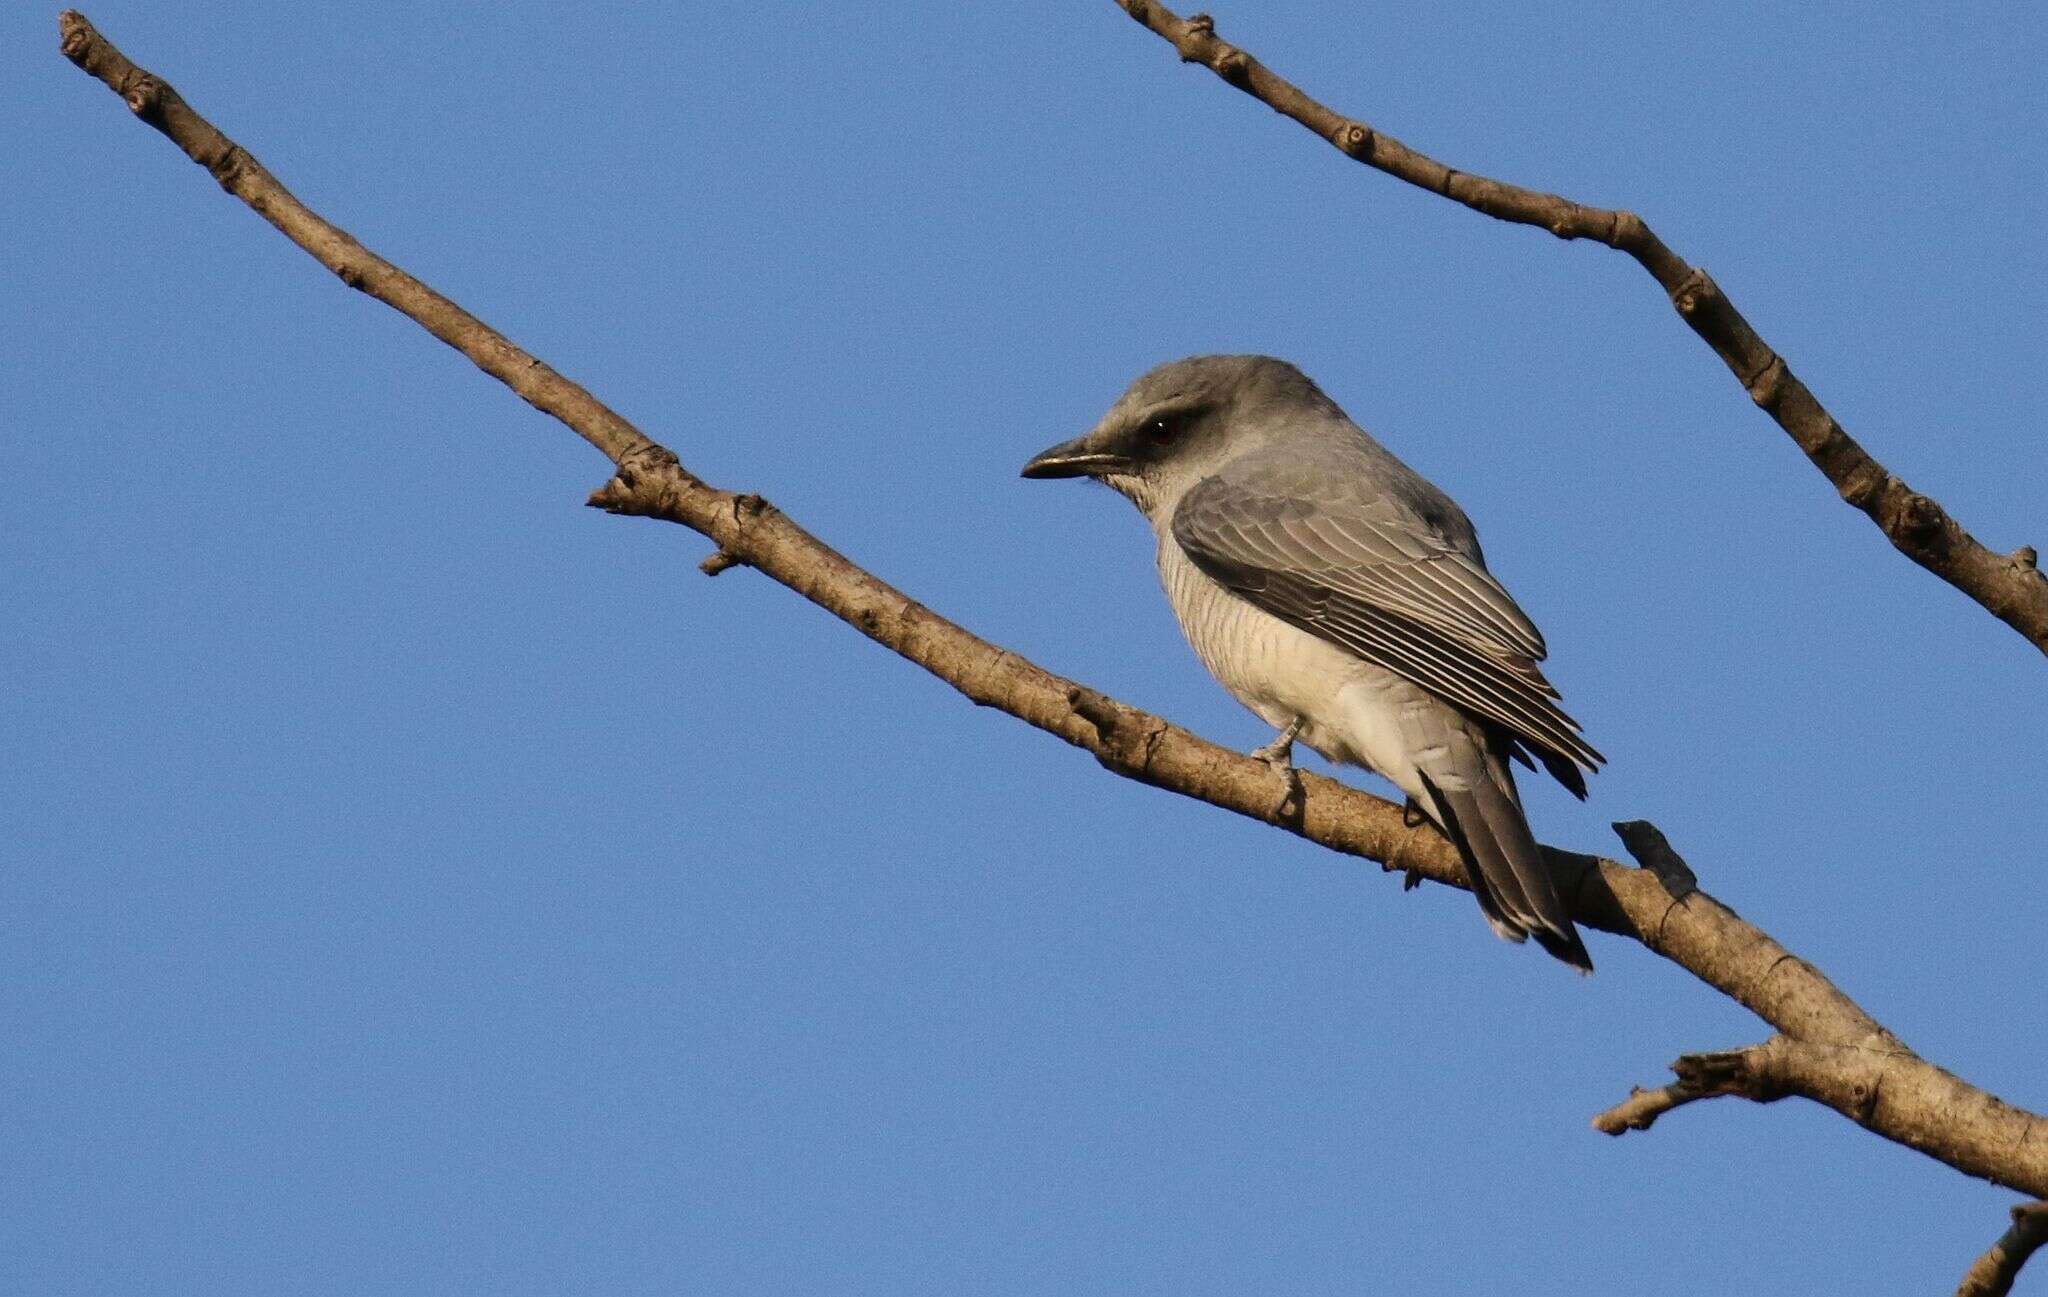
[{"left": 1021, "top": 354, "right": 1336, "bottom": 516}]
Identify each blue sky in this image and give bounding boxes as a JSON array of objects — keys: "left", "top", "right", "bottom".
[{"left": 7, "top": 2, "right": 2046, "bottom": 1292}]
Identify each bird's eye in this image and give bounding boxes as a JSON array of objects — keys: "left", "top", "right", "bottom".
[{"left": 1144, "top": 414, "right": 1184, "bottom": 444}]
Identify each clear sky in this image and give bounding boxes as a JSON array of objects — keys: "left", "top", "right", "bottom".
[{"left": 7, "top": 2, "right": 2046, "bottom": 1292}]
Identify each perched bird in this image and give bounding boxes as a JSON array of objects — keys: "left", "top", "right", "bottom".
[{"left": 1022, "top": 355, "right": 1603, "bottom": 971}]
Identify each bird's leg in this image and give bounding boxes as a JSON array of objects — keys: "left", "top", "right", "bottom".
[
  {"left": 1402, "top": 797, "right": 1429, "bottom": 889},
  {"left": 1250, "top": 717, "right": 1302, "bottom": 768},
  {"left": 1251, "top": 717, "right": 1304, "bottom": 818}
]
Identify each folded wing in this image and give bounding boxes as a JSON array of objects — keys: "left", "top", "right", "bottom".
[{"left": 1171, "top": 471, "right": 1603, "bottom": 789}]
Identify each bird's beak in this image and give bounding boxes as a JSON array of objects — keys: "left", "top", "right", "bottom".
[{"left": 1020, "top": 433, "right": 1130, "bottom": 480}]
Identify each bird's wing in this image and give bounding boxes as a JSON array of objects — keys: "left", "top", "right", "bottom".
[{"left": 1171, "top": 471, "right": 1603, "bottom": 777}]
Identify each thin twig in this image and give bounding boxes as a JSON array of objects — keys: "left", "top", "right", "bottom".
[
  {"left": 1110, "top": 1, "right": 2048, "bottom": 659},
  {"left": 1589, "top": 1082, "right": 1703, "bottom": 1135},
  {"left": 1591, "top": 1040, "right": 1792, "bottom": 1135},
  {"left": 57, "top": 10, "right": 2048, "bottom": 1199},
  {"left": 1956, "top": 1203, "right": 2048, "bottom": 1297}
]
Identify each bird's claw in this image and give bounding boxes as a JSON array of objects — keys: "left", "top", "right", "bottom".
[
  {"left": 1401, "top": 799, "right": 1430, "bottom": 888},
  {"left": 1249, "top": 727, "right": 1298, "bottom": 769},
  {"left": 1251, "top": 718, "right": 1304, "bottom": 818},
  {"left": 1266, "top": 765, "right": 1303, "bottom": 819}
]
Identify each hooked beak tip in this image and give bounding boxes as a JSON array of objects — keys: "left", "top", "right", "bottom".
[
  {"left": 1019, "top": 456, "right": 1078, "bottom": 480},
  {"left": 1020, "top": 438, "right": 1127, "bottom": 480}
]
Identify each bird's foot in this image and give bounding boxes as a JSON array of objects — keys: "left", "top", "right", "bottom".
[
  {"left": 1401, "top": 798, "right": 1430, "bottom": 889},
  {"left": 1251, "top": 718, "right": 1304, "bottom": 819},
  {"left": 1249, "top": 717, "right": 1301, "bottom": 768}
]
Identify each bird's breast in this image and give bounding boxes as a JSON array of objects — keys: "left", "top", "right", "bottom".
[{"left": 1155, "top": 535, "right": 1362, "bottom": 738}]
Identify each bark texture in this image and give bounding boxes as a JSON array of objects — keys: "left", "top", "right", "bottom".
[{"left": 1956, "top": 1203, "right": 2048, "bottom": 1297}]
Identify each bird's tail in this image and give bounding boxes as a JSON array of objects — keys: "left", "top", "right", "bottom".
[{"left": 1417, "top": 766, "right": 1593, "bottom": 974}]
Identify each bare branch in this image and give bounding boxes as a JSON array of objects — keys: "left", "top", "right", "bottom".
[
  {"left": 57, "top": 11, "right": 2048, "bottom": 1201},
  {"left": 1596, "top": 1035, "right": 2048, "bottom": 1204},
  {"left": 1589, "top": 1082, "right": 1708, "bottom": 1135},
  {"left": 1591, "top": 1040, "right": 1783, "bottom": 1135},
  {"left": 1957, "top": 1203, "right": 2048, "bottom": 1297},
  {"left": 1109, "top": 1, "right": 2048, "bottom": 659}
]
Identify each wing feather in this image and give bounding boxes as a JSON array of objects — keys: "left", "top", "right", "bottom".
[{"left": 1172, "top": 473, "right": 1602, "bottom": 779}]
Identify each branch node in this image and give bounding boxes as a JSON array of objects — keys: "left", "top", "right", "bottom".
[
  {"left": 699, "top": 550, "right": 742, "bottom": 577},
  {"left": 1063, "top": 685, "right": 1171, "bottom": 778},
  {"left": 1888, "top": 486, "right": 1948, "bottom": 547},
  {"left": 1676, "top": 1042, "right": 1789, "bottom": 1103},
  {"left": 1605, "top": 209, "right": 1647, "bottom": 250},
  {"left": 206, "top": 142, "right": 248, "bottom": 189},
  {"left": 585, "top": 446, "right": 684, "bottom": 516},
  {"left": 123, "top": 73, "right": 164, "bottom": 121},
  {"left": 1335, "top": 121, "right": 1373, "bottom": 158},
  {"left": 58, "top": 11, "right": 91, "bottom": 62},
  {"left": 1836, "top": 459, "right": 1887, "bottom": 510},
  {"left": 1066, "top": 684, "right": 1120, "bottom": 741},
  {"left": 1596, "top": 1039, "right": 1803, "bottom": 1137},
  {"left": 1172, "top": 12, "right": 1215, "bottom": 62},
  {"left": 1670, "top": 267, "right": 1715, "bottom": 317},
  {"left": 1744, "top": 355, "right": 1787, "bottom": 411},
  {"left": 2009, "top": 546, "right": 2038, "bottom": 574}
]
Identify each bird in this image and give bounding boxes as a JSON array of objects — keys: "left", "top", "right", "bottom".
[{"left": 1021, "top": 355, "right": 1603, "bottom": 971}]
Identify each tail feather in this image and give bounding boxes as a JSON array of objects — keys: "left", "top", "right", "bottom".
[
  {"left": 1506, "top": 736, "right": 1590, "bottom": 801},
  {"left": 1417, "top": 772, "right": 1522, "bottom": 945},
  {"left": 1536, "top": 748, "right": 1590, "bottom": 802},
  {"left": 1417, "top": 769, "right": 1593, "bottom": 974}
]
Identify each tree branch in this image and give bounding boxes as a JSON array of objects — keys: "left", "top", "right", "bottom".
[
  {"left": 1957, "top": 1202, "right": 2048, "bottom": 1297},
  {"left": 1591, "top": 1039, "right": 1785, "bottom": 1135},
  {"left": 1109, "top": 1, "right": 2048, "bottom": 659},
  {"left": 57, "top": 9, "right": 2048, "bottom": 1201},
  {"left": 1594, "top": 1035, "right": 2048, "bottom": 1206}
]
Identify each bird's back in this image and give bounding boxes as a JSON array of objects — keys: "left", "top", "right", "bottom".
[{"left": 1205, "top": 419, "right": 1485, "bottom": 564}]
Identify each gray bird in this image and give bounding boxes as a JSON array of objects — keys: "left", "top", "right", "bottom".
[{"left": 1022, "top": 355, "right": 1602, "bottom": 971}]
